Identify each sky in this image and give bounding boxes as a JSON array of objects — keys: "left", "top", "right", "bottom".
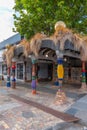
[{"left": 0, "top": 0, "right": 17, "bottom": 42}]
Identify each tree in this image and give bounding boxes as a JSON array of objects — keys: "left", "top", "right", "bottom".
[{"left": 13, "top": 0, "right": 87, "bottom": 39}]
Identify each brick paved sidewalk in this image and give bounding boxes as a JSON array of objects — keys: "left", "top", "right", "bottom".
[{"left": 0, "top": 83, "right": 86, "bottom": 130}]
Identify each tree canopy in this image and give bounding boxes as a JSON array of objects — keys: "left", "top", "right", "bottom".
[{"left": 13, "top": 0, "right": 87, "bottom": 39}]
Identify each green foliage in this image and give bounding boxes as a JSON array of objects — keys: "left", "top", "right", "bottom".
[{"left": 13, "top": 0, "right": 87, "bottom": 39}]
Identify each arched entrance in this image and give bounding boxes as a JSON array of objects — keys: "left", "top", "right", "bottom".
[
  {"left": 13, "top": 38, "right": 82, "bottom": 86},
  {"left": 37, "top": 46, "right": 56, "bottom": 82}
]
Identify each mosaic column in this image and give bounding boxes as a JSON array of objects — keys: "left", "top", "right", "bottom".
[
  {"left": 55, "top": 50, "right": 66, "bottom": 105},
  {"left": 7, "top": 67, "right": 11, "bottom": 87},
  {"left": 31, "top": 59, "right": 37, "bottom": 94},
  {"left": 12, "top": 62, "right": 16, "bottom": 89},
  {"left": 36, "top": 63, "right": 38, "bottom": 84},
  {"left": 81, "top": 61, "right": 87, "bottom": 89},
  {"left": 57, "top": 58, "right": 64, "bottom": 91},
  {"left": 24, "top": 61, "right": 27, "bottom": 81}
]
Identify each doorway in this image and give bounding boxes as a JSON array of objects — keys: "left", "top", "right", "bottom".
[{"left": 48, "top": 63, "right": 53, "bottom": 81}]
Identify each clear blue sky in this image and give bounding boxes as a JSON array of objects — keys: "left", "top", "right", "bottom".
[{"left": 0, "top": 0, "right": 16, "bottom": 42}]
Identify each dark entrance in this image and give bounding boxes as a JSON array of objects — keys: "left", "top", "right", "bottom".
[{"left": 48, "top": 63, "right": 53, "bottom": 81}]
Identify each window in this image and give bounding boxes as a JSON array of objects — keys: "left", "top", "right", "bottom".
[
  {"left": 17, "top": 63, "right": 23, "bottom": 79},
  {"left": 2, "top": 64, "right": 7, "bottom": 75}
]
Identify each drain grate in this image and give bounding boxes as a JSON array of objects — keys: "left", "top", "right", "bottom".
[{"left": 9, "top": 94, "right": 79, "bottom": 123}]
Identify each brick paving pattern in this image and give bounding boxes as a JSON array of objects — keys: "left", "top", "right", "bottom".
[{"left": 0, "top": 82, "right": 86, "bottom": 130}]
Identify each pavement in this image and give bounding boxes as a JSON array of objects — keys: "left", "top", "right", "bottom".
[{"left": 0, "top": 81, "right": 87, "bottom": 129}]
